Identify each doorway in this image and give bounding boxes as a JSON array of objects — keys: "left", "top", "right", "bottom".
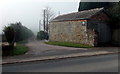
[{"left": 97, "top": 23, "right": 111, "bottom": 45}]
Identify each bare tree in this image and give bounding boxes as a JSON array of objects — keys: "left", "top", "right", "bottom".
[{"left": 42, "top": 6, "right": 55, "bottom": 33}]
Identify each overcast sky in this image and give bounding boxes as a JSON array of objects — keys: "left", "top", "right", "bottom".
[
  {"left": 0, "top": 0, "right": 80, "bottom": 34},
  {"left": 1, "top": 0, "right": 119, "bottom": 34}
]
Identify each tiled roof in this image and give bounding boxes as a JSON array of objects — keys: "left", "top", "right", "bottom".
[{"left": 52, "top": 8, "right": 104, "bottom": 22}]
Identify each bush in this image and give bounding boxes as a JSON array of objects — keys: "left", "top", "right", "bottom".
[
  {"left": 10, "top": 22, "right": 34, "bottom": 42},
  {"left": 2, "top": 45, "right": 14, "bottom": 56},
  {"left": 3, "top": 26, "right": 15, "bottom": 48},
  {"left": 37, "top": 31, "right": 49, "bottom": 40},
  {"left": 2, "top": 34, "right": 7, "bottom": 42},
  {"left": 78, "top": 2, "right": 113, "bottom": 11}
]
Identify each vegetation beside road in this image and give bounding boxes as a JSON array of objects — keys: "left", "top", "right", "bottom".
[
  {"left": 2, "top": 43, "right": 28, "bottom": 56},
  {"left": 13, "top": 43, "right": 28, "bottom": 55},
  {"left": 9, "top": 22, "right": 34, "bottom": 42},
  {"left": 17, "top": 40, "right": 28, "bottom": 44},
  {"left": 2, "top": 22, "right": 33, "bottom": 56},
  {"left": 45, "top": 41, "right": 93, "bottom": 48},
  {"left": 37, "top": 31, "right": 49, "bottom": 40}
]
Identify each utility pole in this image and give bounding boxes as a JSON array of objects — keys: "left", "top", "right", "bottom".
[
  {"left": 58, "top": 11, "right": 60, "bottom": 16},
  {"left": 43, "top": 9, "right": 46, "bottom": 31},
  {"left": 39, "top": 20, "right": 41, "bottom": 32},
  {"left": 46, "top": 11, "right": 48, "bottom": 33}
]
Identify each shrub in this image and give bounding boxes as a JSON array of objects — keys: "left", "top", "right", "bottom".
[
  {"left": 2, "top": 45, "right": 14, "bottom": 56},
  {"left": 10, "top": 22, "right": 34, "bottom": 42},
  {"left": 3, "top": 26, "right": 15, "bottom": 48},
  {"left": 2, "top": 34, "right": 7, "bottom": 42},
  {"left": 37, "top": 31, "right": 49, "bottom": 40}
]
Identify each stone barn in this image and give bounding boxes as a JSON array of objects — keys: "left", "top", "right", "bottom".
[{"left": 49, "top": 8, "right": 111, "bottom": 46}]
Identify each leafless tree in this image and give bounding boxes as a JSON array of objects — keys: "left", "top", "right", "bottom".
[{"left": 42, "top": 6, "right": 55, "bottom": 33}]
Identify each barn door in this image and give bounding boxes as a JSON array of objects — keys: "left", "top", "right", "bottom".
[{"left": 97, "top": 23, "right": 111, "bottom": 45}]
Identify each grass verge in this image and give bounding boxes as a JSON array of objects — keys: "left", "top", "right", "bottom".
[
  {"left": 13, "top": 43, "right": 29, "bottom": 55},
  {"left": 45, "top": 41, "right": 93, "bottom": 48},
  {"left": 2, "top": 43, "right": 29, "bottom": 56}
]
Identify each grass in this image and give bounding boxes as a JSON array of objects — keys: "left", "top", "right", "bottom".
[
  {"left": 45, "top": 41, "right": 93, "bottom": 48},
  {"left": 13, "top": 43, "right": 29, "bottom": 55},
  {"left": 2, "top": 42, "right": 29, "bottom": 56}
]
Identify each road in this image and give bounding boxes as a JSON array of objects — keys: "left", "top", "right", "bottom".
[
  {"left": 25, "top": 40, "right": 90, "bottom": 56},
  {"left": 3, "top": 54, "right": 118, "bottom": 72}
]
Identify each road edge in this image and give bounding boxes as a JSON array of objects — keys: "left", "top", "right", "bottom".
[{"left": 2, "top": 52, "right": 119, "bottom": 65}]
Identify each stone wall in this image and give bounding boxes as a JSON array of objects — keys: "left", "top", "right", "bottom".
[{"left": 49, "top": 20, "right": 95, "bottom": 46}]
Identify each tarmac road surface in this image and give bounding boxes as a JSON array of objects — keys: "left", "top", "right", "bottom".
[{"left": 2, "top": 54, "right": 118, "bottom": 72}]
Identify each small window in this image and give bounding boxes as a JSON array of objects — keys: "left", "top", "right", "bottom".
[{"left": 82, "top": 21, "right": 86, "bottom": 26}]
